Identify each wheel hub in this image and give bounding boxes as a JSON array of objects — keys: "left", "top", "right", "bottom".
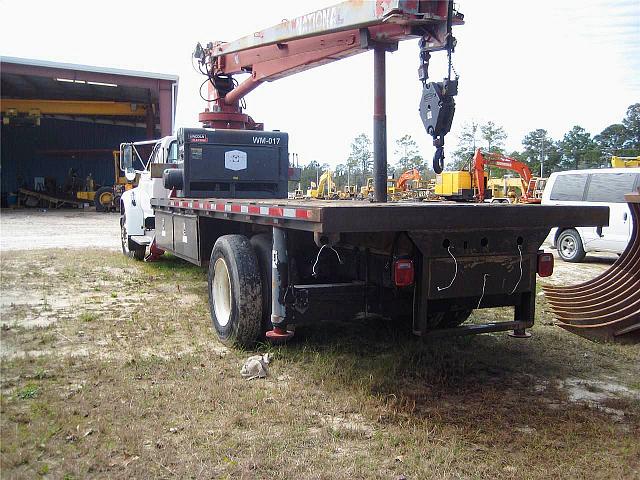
[
  {"left": 560, "top": 236, "right": 576, "bottom": 257},
  {"left": 212, "top": 258, "right": 232, "bottom": 327}
]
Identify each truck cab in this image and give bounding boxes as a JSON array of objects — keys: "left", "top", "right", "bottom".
[{"left": 118, "top": 136, "right": 177, "bottom": 259}]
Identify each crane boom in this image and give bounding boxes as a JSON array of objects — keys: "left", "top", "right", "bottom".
[
  {"left": 194, "top": 1, "right": 462, "bottom": 126},
  {"left": 193, "top": 0, "right": 463, "bottom": 201}
]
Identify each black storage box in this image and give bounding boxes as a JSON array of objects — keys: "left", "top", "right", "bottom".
[{"left": 167, "top": 128, "right": 289, "bottom": 199}]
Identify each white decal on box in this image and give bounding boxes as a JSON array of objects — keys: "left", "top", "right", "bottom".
[
  {"left": 252, "top": 136, "right": 281, "bottom": 145},
  {"left": 225, "top": 150, "right": 247, "bottom": 171},
  {"left": 272, "top": 250, "right": 278, "bottom": 269}
]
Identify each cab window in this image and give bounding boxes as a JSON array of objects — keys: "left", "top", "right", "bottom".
[{"left": 167, "top": 141, "right": 178, "bottom": 163}]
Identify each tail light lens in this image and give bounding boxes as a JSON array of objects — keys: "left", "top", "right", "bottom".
[
  {"left": 537, "top": 252, "right": 554, "bottom": 277},
  {"left": 393, "top": 259, "right": 415, "bottom": 287}
]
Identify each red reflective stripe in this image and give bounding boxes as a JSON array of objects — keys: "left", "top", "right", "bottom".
[
  {"left": 193, "top": 201, "right": 200, "bottom": 209},
  {"left": 231, "top": 204, "right": 241, "bottom": 213},
  {"left": 248, "top": 205, "right": 260, "bottom": 214},
  {"left": 295, "top": 209, "right": 309, "bottom": 219},
  {"left": 216, "top": 203, "right": 225, "bottom": 211},
  {"left": 269, "top": 207, "right": 283, "bottom": 217},
  {"left": 181, "top": 201, "right": 188, "bottom": 207},
  {"left": 204, "top": 201, "right": 212, "bottom": 210}
]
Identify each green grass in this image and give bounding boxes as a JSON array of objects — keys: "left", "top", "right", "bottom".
[
  {"left": 16, "top": 384, "right": 40, "bottom": 400},
  {"left": 1, "top": 248, "right": 638, "bottom": 479}
]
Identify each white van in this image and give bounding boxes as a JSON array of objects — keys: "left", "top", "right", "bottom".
[{"left": 542, "top": 168, "right": 640, "bottom": 262}]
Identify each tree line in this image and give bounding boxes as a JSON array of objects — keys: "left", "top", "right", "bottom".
[
  {"left": 295, "top": 103, "right": 639, "bottom": 190},
  {"left": 297, "top": 133, "right": 431, "bottom": 190},
  {"left": 451, "top": 103, "right": 639, "bottom": 176}
]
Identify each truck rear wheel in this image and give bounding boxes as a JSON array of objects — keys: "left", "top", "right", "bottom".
[
  {"left": 439, "top": 309, "right": 473, "bottom": 328},
  {"left": 208, "top": 235, "right": 262, "bottom": 347},
  {"left": 250, "top": 233, "right": 273, "bottom": 332}
]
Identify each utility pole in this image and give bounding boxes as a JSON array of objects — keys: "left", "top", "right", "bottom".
[{"left": 540, "top": 136, "right": 545, "bottom": 178}]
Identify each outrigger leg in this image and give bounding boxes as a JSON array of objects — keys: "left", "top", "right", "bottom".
[{"left": 266, "top": 226, "right": 295, "bottom": 341}]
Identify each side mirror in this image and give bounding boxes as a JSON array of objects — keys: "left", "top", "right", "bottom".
[{"left": 120, "top": 144, "right": 137, "bottom": 181}]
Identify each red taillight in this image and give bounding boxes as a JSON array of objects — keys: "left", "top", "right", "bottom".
[
  {"left": 537, "top": 252, "right": 554, "bottom": 277},
  {"left": 393, "top": 259, "right": 415, "bottom": 287}
]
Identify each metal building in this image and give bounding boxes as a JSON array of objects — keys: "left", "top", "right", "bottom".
[{"left": 0, "top": 57, "right": 178, "bottom": 206}]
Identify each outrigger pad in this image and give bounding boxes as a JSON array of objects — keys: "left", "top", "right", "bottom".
[
  {"left": 265, "top": 326, "right": 294, "bottom": 343},
  {"left": 543, "top": 193, "right": 640, "bottom": 344}
]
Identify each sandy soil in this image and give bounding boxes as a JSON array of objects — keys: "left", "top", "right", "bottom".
[
  {"left": 540, "top": 245, "right": 616, "bottom": 286},
  {"left": 0, "top": 209, "right": 121, "bottom": 251}
]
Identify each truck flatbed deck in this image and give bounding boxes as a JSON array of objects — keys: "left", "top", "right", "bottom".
[{"left": 152, "top": 197, "right": 606, "bottom": 234}]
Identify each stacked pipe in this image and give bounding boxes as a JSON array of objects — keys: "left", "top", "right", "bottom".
[{"left": 543, "top": 191, "right": 640, "bottom": 343}]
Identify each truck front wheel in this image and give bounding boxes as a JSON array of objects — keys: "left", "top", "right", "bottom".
[
  {"left": 208, "top": 235, "right": 262, "bottom": 347},
  {"left": 120, "top": 214, "right": 146, "bottom": 261}
]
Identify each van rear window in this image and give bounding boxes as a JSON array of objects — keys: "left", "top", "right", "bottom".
[
  {"left": 549, "top": 174, "right": 588, "bottom": 201},
  {"left": 585, "top": 173, "right": 639, "bottom": 203}
]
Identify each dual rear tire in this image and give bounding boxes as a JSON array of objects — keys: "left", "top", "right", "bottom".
[
  {"left": 208, "top": 235, "right": 263, "bottom": 348},
  {"left": 207, "top": 233, "right": 474, "bottom": 347}
]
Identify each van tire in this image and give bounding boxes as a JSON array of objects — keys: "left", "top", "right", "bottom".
[{"left": 557, "top": 229, "right": 586, "bottom": 263}]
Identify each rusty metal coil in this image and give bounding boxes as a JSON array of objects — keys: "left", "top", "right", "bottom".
[{"left": 543, "top": 193, "right": 640, "bottom": 343}]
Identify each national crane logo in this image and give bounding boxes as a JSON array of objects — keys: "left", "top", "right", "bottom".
[{"left": 292, "top": 6, "right": 340, "bottom": 36}]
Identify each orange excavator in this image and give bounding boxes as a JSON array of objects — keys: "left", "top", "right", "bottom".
[
  {"left": 472, "top": 149, "right": 542, "bottom": 203},
  {"left": 396, "top": 168, "right": 421, "bottom": 191}
]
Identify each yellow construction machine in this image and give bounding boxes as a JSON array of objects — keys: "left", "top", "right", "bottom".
[
  {"left": 611, "top": 156, "right": 640, "bottom": 168},
  {"left": 306, "top": 171, "right": 338, "bottom": 199},
  {"left": 359, "top": 177, "right": 397, "bottom": 199},
  {"left": 339, "top": 185, "right": 358, "bottom": 199},
  {"left": 487, "top": 176, "right": 525, "bottom": 201},
  {"left": 76, "top": 151, "right": 136, "bottom": 211}
]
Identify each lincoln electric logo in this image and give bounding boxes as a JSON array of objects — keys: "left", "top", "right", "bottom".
[{"left": 190, "top": 133, "right": 207, "bottom": 143}]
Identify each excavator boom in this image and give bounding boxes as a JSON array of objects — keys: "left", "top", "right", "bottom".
[
  {"left": 396, "top": 168, "right": 422, "bottom": 191},
  {"left": 473, "top": 149, "right": 535, "bottom": 202}
]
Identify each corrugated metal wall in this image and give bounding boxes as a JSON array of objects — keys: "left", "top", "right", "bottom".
[{"left": 1, "top": 118, "right": 146, "bottom": 197}]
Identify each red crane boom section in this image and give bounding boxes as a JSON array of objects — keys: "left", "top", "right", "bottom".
[
  {"left": 196, "top": 0, "right": 463, "bottom": 129},
  {"left": 472, "top": 149, "right": 534, "bottom": 202}
]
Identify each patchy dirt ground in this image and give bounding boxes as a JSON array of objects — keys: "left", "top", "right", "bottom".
[
  {"left": 1, "top": 245, "right": 638, "bottom": 479},
  {"left": 0, "top": 209, "right": 121, "bottom": 251},
  {"left": 541, "top": 247, "right": 617, "bottom": 287}
]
